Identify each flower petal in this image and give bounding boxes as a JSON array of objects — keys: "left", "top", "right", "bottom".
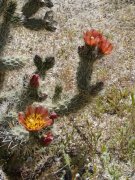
[
  {"left": 44, "top": 117, "right": 53, "bottom": 127},
  {"left": 35, "top": 106, "right": 44, "bottom": 114},
  {"left": 25, "top": 106, "right": 35, "bottom": 117},
  {"left": 42, "top": 108, "right": 49, "bottom": 118},
  {"left": 18, "top": 112, "right": 25, "bottom": 124},
  {"left": 35, "top": 106, "right": 49, "bottom": 119},
  {"left": 99, "top": 40, "right": 113, "bottom": 54}
]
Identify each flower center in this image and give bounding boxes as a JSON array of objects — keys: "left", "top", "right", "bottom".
[{"left": 25, "top": 113, "right": 46, "bottom": 130}]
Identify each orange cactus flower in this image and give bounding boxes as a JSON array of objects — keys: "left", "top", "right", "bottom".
[
  {"left": 83, "top": 29, "right": 113, "bottom": 55},
  {"left": 18, "top": 106, "right": 53, "bottom": 131},
  {"left": 83, "top": 29, "right": 102, "bottom": 46},
  {"left": 99, "top": 39, "right": 113, "bottom": 55}
]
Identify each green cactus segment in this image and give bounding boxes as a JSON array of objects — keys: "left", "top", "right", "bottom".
[
  {"left": 34, "top": 54, "right": 43, "bottom": 71},
  {"left": 54, "top": 46, "right": 104, "bottom": 116},
  {"left": 22, "top": 0, "right": 53, "bottom": 18},
  {"left": 0, "top": 1, "right": 16, "bottom": 54},
  {"left": 0, "top": 57, "right": 27, "bottom": 71},
  {"left": 0, "top": 71, "right": 5, "bottom": 88},
  {"left": 3, "top": 1, "right": 17, "bottom": 23},
  {"left": 0, "top": 0, "right": 7, "bottom": 15},
  {"left": 34, "top": 55, "right": 55, "bottom": 79}
]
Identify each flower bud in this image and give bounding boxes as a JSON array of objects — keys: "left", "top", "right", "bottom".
[
  {"left": 49, "top": 112, "right": 59, "bottom": 120},
  {"left": 41, "top": 132, "right": 54, "bottom": 146},
  {"left": 29, "top": 74, "right": 40, "bottom": 88}
]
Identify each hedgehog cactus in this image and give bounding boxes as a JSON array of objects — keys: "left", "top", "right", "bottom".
[{"left": 54, "top": 30, "right": 113, "bottom": 115}]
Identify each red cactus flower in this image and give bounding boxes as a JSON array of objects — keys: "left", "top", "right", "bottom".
[
  {"left": 83, "top": 29, "right": 102, "bottom": 46},
  {"left": 30, "top": 74, "right": 40, "bottom": 88},
  {"left": 18, "top": 106, "right": 53, "bottom": 131},
  {"left": 99, "top": 39, "right": 113, "bottom": 55},
  {"left": 41, "top": 132, "right": 54, "bottom": 146}
]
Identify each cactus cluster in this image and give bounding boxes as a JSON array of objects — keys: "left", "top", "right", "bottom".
[
  {"left": 0, "top": 28, "right": 113, "bottom": 177},
  {"left": 0, "top": 1, "right": 114, "bottom": 179}
]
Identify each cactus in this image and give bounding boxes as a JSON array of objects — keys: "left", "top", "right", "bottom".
[
  {"left": 54, "top": 45, "right": 104, "bottom": 116},
  {"left": 3, "top": 1, "right": 16, "bottom": 23},
  {"left": 20, "top": 155, "right": 56, "bottom": 179},
  {"left": 53, "top": 84, "right": 63, "bottom": 103},
  {"left": 0, "top": 125, "right": 28, "bottom": 176},
  {"left": 0, "top": 71, "right": 5, "bottom": 90},
  {"left": 22, "top": 0, "right": 53, "bottom": 18},
  {"left": 0, "top": 89, "right": 18, "bottom": 104},
  {"left": 53, "top": 29, "right": 113, "bottom": 116},
  {"left": 0, "top": 0, "right": 114, "bottom": 176},
  {"left": 23, "top": 18, "right": 46, "bottom": 31},
  {"left": 34, "top": 55, "right": 55, "bottom": 79},
  {"left": 0, "top": 57, "right": 27, "bottom": 91},
  {"left": 0, "top": 126, "right": 29, "bottom": 152},
  {"left": 23, "top": 12, "right": 57, "bottom": 32},
  {"left": 44, "top": 10, "right": 57, "bottom": 32},
  {"left": 0, "top": 57, "right": 27, "bottom": 71},
  {"left": 0, "top": 0, "right": 7, "bottom": 15},
  {"left": 5, "top": 1, "right": 57, "bottom": 32},
  {"left": 0, "top": 124, "right": 42, "bottom": 178},
  {"left": 0, "top": 1, "right": 16, "bottom": 53},
  {"left": 0, "top": 1, "right": 58, "bottom": 179}
]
